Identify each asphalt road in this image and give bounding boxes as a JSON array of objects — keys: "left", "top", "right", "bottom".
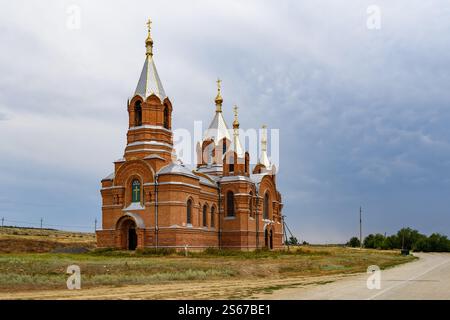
[{"left": 264, "top": 253, "right": 450, "bottom": 300}]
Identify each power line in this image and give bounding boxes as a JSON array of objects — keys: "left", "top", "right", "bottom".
[{"left": 1, "top": 218, "right": 94, "bottom": 230}]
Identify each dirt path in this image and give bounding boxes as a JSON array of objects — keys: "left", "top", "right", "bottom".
[{"left": 0, "top": 274, "right": 354, "bottom": 300}]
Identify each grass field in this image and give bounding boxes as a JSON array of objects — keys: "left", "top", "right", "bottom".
[
  {"left": 0, "top": 227, "right": 416, "bottom": 299},
  {"left": 0, "top": 226, "right": 95, "bottom": 253}
]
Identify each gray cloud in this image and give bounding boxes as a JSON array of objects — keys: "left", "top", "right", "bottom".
[{"left": 1, "top": 0, "right": 450, "bottom": 242}]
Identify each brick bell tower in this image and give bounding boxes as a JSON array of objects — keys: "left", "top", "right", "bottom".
[
  {"left": 97, "top": 19, "right": 175, "bottom": 249},
  {"left": 125, "top": 18, "right": 174, "bottom": 167}
]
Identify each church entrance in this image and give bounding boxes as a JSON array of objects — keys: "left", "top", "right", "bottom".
[
  {"left": 118, "top": 218, "right": 138, "bottom": 250},
  {"left": 128, "top": 227, "right": 137, "bottom": 250}
]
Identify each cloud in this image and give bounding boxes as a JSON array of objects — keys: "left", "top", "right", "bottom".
[{"left": 1, "top": 0, "right": 450, "bottom": 242}]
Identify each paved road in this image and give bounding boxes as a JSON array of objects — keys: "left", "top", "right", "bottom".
[{"left": 263, "top": 253, "right": 450, "bottom": 300}]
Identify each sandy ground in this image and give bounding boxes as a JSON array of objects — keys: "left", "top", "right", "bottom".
[
  {"left": 259, "top": 253, "right": 450, "bottom": 300},
  {"left": 0, "top": 274, "right": 356, "bottom": 300}
]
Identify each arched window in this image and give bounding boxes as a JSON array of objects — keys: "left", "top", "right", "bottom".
[
  {"left": 211, "top": 206, "right": 215, "bottom": 227},
  {"left": 134, "top": 101, "right": 142, "bottom": 126},
  {"left": 263, "top": 192, "right": 269, "bottom": 219},
  {"left": 163, "top": 106, "right": 169, "bottom": 129},
  {"left": 131, "top": 179, "right": 141, "bottom": 203},
  {"left": 186, "top": 199, "right": 192, "bottom": 224},
  {"left": 222, "top": 139, "right": 227, "bottom": 155},
  {"left": 249, "top": 192, "right": 253, "bottom": 218},
  {"left": 202, "top": 204, "right": 208, "bottom": 227},
  {"left": 226, "top": 191, "right": 235, "bottom": 217}
]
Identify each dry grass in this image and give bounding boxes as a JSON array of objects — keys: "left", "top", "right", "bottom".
[
  {"left": 0, "top": 245, "right": 415, "bottom": 297},
  {"left": 0, "top": 227, "right": 95, "bottom": 253},
  {"left": 0, "top": 228, "right": 416, "bottom": 299}
]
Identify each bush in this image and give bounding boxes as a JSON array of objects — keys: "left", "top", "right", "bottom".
[
  {"left": 135, "top": 248, "right": 176, "bottom": 256},
  {"left": 415, "top": 233, "right": 450, "bottom": 252},
  {"left": 90, "top": 247, "right": 118, "bottom": 255}
]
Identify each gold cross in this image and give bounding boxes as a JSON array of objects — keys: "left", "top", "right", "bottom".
[
  {"left": 216, "top": 78, "right": 221, "bottom": 91},
  {"left": 146, "top": 19, "right": 152, "bottom": 32},
  {"left": 233, "top": 105, "right": 238, "bottom": 117}
]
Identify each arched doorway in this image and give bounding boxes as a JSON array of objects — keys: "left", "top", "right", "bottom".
[
  {"left": 119, "top": 218, "right": 138, "bottom": 250},
  {"left": 264, "top": 229, "right": 269, "bottom": 249},
  {"left": 128, "top": 224, "right": 137, "bottom": 250}
]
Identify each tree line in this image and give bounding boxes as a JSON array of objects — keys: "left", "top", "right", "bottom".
[{"left": 347, "top": 228, "right": 450, "bottom": 252}]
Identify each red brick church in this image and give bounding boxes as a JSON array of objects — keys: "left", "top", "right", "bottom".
[{"left": 96, "top": 20, "right": 284, "bottom": 250}]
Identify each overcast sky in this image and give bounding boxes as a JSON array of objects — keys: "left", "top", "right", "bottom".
[{"left": 1, "top": 1, "right": 450, "bottom": 243}]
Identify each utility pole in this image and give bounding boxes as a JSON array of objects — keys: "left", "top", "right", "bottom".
[
  {"left": 359, "top": 206, "right": 362, "bottom": 249},
  {"left": 40, "top": 218, "right": 43, "bottom": 229},
  {"left": 402, "top": 232, "right": 405, "bottom": 250},
  {"left": 94, "top": 218, "right": 97, "bottom": 232},
  {"left": 1, "top": 217, "right": 4, "bottom": 227}
]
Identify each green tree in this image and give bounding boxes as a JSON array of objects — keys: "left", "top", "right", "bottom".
[
  {"left": 397, "top": 228, "right": 425, "bottom": 250},
  {"left": 347, "top": 237, "right": 361, "bottom": 248},
  {"left": 360, "top": 228, "right": 450, "bottom": 252},
  {"left": 414, "top": 237, "right": 430, "bottom": 252},
  {"left": 363, "top": 234, "right": 375, "bottom": 248},
  {"left": 382, "top": 235, "right": 399, "bottom": 249},
  {"left": 286, "top": 236, "right": 299, "bottom": 246},
  {"left": 364, "top": 233, "right": 385, "bottom": 249},
  {"left": 424, "top": 233, "right": 450, "bottom": 252}
]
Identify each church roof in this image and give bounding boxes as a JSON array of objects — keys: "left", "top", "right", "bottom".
[
  {"left": 250, "top": 173, "right": 265, "bottom": 186},
  {"left": 203, "top": 111, "right": 231, "bottom": 145},
  {"left": 259, "top": 125, "right": 271, "bottom": 168},
  {"left": 230, "top": 105, "right": 244, "bottom": 158},
  {"left": 121, "top": 212, "right": 145, "bottom": 228},
  {"left": 102, "top": 172, "right": 115, "bottom": 181},
  {"left": 134, "top": 55, "right": 166, "bottom": 100},
  {"left": 259, "top": 151, "right": 271, "bottom": 168},
  {"left": 203, "top": 79, "right": 231, "bottom": 145},
  {"left": 157, "top": 162, "right": 199, "bottom": 179},
  {"left": 230, "top": 131, "right": 245, "bottom": 158},
  {"left": 197, "top": 174, "right": 218, "bottom": 187},
  {"left": 134, "top": 19, "right": 166, "bottom": 100}
]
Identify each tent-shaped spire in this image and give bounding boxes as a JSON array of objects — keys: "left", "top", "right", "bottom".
[
  {"left": 259, "top": 125, "right": 271, "bottom": 168},
  {"left": 231, "top": 105, "right": 245, "bottom": 158},
  {"left": 134, "top": 19, "right": 166, "bottom": 100},
  {"left": 203, "top": 78, "right": 231, "bottom": 144}
]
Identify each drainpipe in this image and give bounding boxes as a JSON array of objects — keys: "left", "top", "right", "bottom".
[
  {"left": 218, "top": 181, "right": 222, "bottom": 249},
  {"left": 255, "top": 189, "right": 259, "bottom": 249},
  {"left": 154, "top": 174, "right": 159, "bottom": 249}
]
